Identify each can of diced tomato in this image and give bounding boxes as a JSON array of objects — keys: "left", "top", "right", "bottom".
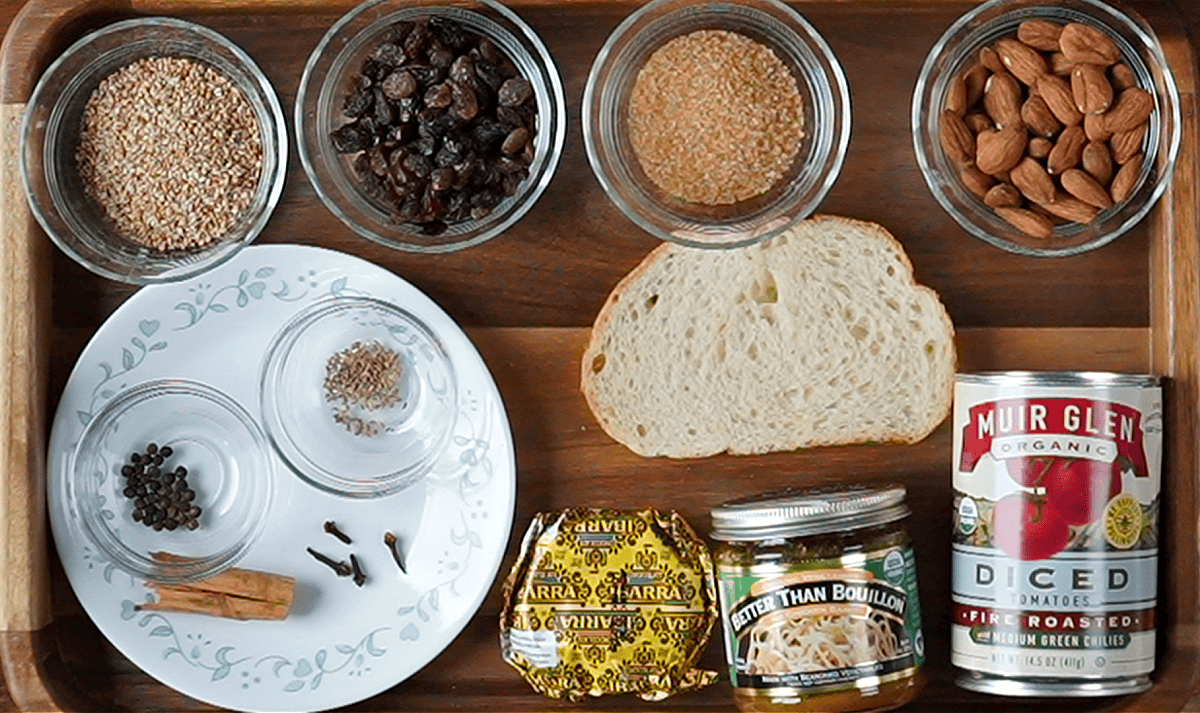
[{"left": 950, "top": 371, "right": 1162, "bottom": 697}]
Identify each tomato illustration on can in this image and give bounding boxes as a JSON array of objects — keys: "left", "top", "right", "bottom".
[{"left": 951, "top": 372, "right": 1162, "bottom": 697}]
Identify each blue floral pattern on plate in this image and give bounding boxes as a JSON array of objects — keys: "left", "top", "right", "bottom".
[{"left": 47, "top": 245, "right": 516, "bottom": 712}]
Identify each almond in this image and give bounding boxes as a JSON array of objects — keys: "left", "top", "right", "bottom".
[
  {"left": 1010, "top": 156, "right": 1057, "bottom": 205},
  {"left": 976, "top": 127, "right": 1027, "bottom": 175},
  {"left": 1018, "top": 19, "right": 1065, "bottom": 51},
  {"left": 1110, "top": 153, "right": 1143, "bottom": 203},
  {"left": 1021, "top": 95, "right": 1060, "bottom": 138},
  {"left": 1036, "top": 74, "right": 1083, "bottom": 125},
  {"left": 946, "top": 74, "right": 968, "bottom": 115},
  {"left": 979, "top": 46, "right": 1007, "bottom": 74},
  {"left": 1049, "top": 52, "right": 1074, "bottom": 77},
  {"left": 1084, "top": 113, "right": 1113, "bottom": 142},
  {"left": 1109, "top": 122, "right": 1146, "bottom": 164},
  {"left": 1061, "top": 167, "right": 1114, "bottom": 209},
  {"left": 964, "top": 64, "right": 989, "bottom": 109},
  {"left": 1071, "top": 63, "right": 1113, "bottom": 115},
  {"left": 1103, "top": 87, "right": 1154, "bottom": 133},
  {"left": 1081, "top": 140, "right": 1114, "bottom": 184},
  {"left": 984, "top": 183, "right": 1022, "bottom": 208},
  {"left": 1029, "top": 136, "right": 1053, "bottom": 160},
  {"left": 995, "top": 206, "right": 1055, "bottom": 238},
  {"left": 960, "top": 166, "right": 995, "bottom": 199},
  {"left": 1037, "top": 194, "right": 1100, "bottom": 223},
  {"left": 1110, "top": 63, "right": 1137, "bottom": 91},
  {"left": 964, "top": 112, "right": 993, "bottom": 134},
  {"left": 939, "top": 109, "right": 976, "bottom": 167},
  {"left": 1047, "top": 124, "right": 1086, "bottom": 175},
  {"left": 996, "top": 38, "right": 1048, "bottom": 86},
  {"left": 984, "top": 73, "right": 1024, "bottom": 129},
  {"left": 1059, "top": 22, "right": 1121, "bottom": 66}
]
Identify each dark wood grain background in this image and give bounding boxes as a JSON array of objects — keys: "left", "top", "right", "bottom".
[{"left": 2, "top": 0, "right": 1199, "bottom": 711}]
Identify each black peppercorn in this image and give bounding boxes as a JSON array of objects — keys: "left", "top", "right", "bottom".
[{"left": 122, "top": 443, "right": 200, "bottom": 533}]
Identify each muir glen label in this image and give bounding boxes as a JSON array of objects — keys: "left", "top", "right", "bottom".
[{"left": 951, "top": 373, "right": 1162, "bottom": 691}]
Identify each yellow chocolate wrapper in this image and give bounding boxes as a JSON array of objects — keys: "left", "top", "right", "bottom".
[{"left": 499, "top": 508, "right": 718, "bottom": 702}]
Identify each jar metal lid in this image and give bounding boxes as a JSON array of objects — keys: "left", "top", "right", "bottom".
[{"left": 710, "top": 483, "right": 909, "bottom": 541}]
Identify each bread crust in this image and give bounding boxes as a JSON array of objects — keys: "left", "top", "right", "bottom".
[{"left": 580, "top": 214, "right": 957, "bottom": 458}]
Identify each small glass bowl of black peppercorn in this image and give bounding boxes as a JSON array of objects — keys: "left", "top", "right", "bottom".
[
  {"left": 296, "top": 0, "right": 566, "bottom": 252},
  {"left": 67, "top": 379, "right": 276, "bottom": 583}
]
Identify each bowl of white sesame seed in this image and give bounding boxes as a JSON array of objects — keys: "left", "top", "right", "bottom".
[
  {"left": 582, "top": 0, "right": 851, "bottom": 249},
  {"left": 259, "top": 295, "right": 458, "bottom": 499},
  {"left": 21, "top": 17, "right": 287, "bottom": 284}
]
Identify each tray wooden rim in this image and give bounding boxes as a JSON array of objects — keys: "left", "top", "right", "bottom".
[{"left": 2, "top": 0, "right": 1199, "bottom": 710}]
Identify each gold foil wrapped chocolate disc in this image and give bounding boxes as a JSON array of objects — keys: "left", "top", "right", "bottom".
[{"left": 499, "top": 508, "right": 718, "bottom": 701}]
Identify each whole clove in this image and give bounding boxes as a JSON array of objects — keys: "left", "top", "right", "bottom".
[
  {"left": 306, "top": 547, "right": 353, "bottom": 577},
  {"left": 323, "top": 520, "right": 353, "bottom": 544},
  {"left": 350, "top": 553, "right": 367, "bottom": 587},
  {"left": 384, "top": 531, "right": 406, "bottom": 573}
]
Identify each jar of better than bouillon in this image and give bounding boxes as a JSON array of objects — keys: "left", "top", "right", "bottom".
[{"left": 710, "top": 484, "right": 926, "bottom": 713}]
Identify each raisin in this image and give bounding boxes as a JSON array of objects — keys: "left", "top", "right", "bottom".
[
  {"left": 427, "top": 44, "right": 454, "bottom": 70},
  {"left": 381, "top": 71, "right": 417, "bottom": 100},
  {"left": 432, "top": 16, "right": 471, "bottom": 50},
  {"left": 371, "top": 43, "right": 407, "bottom": 68},
  {"left": 450, "top": 82, "right": 479, "bottom": 121},
  {"left": 471, "top": 118, "right": 509, "bottom": 148},
  {"left": 382, "top": 21, "right": 414, "bottom": 44},
  {"left": 450, "top": 54, "right": 475, "bottom": 84},
  {"left": 403, "top": 19, "right": 432, "bottom": 57},
  {"left": 498, "top": 77, "right": 532, "bottom": 107},
  {"left": 431, "top": 167, "right": 455, "bottom": 192},
  {"left": 425, "top": 82, "right": 453, "bottom": 109},
  {"left": 435, "top": 136, "right": 465, "bottom": 167},
  {"left": 331, "top": 15, "right": 539, "bottom": 228},
  {"left": 502, "top": 126, "right": 529, "bottom": 155},
  {"left": 373, "top": 89, "right": 393, "bottom": 125},
  {"left": 343, "top": 89, "right": 373, "bottom": 118}
]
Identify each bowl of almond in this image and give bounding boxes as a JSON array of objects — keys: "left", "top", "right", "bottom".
[{"left": 912, "top": 0, "right": 1179, "bottom": 256}]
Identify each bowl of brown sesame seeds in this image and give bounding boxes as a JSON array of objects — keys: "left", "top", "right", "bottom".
[
  {"left": 21, "top": 17, "right": 287, "bottom": 283},
  {"left": 583, "top": 0, "right": 851, "bottom": 249},
  {"left": 259, "top": 296, "right": 458, "bottom": 498}
]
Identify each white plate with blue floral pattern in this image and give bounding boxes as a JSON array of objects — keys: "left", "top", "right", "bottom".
[{"left": 47, "top": 244, "right": 515, "bottom": 712}]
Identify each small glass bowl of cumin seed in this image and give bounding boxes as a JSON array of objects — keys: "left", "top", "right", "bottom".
[
  {"left": 296, "top": 0, "right": 566, "bottom": 252},
  {"left": 259, "top": 296, "right": 458, "bottom": 499},
  {"left": 21, "top": 17, "right": 287, "bottom": 284},
  {"left": 68, "top": 379, "right": 275, "bottom": 584},
  {"left": 583, "top": 0, "right": 850, "bottom": 249}
]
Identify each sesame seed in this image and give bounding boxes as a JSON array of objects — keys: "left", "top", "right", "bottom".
[{"left": 75, "top": 56, "right": 263, "bottom": 252}]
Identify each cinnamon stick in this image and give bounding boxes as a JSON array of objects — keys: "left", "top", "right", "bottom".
[{"left": 139, "top": 554, "right": 295, "bottom": 620}]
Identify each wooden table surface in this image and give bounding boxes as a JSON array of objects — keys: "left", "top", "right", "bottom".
[{"left": 4, "top": 0, "right": 1200, "bottom": 711}]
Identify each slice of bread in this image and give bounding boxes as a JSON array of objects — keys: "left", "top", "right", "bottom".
[{"left": 580, "top": 215, "right": 956, "bottom": 458}]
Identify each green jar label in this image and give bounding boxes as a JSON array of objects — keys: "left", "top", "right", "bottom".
[{"left": 717, "top": 545, "right": 924, "bottom": 692}]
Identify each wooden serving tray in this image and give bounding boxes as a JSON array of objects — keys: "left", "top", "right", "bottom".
[{"left": 2, "top": 0, "right": 1198, "bottom": 710}]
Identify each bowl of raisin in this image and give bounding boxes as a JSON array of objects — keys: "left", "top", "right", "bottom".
[{"left": 296, "top": 0, "right": 566, "bottom": 252}]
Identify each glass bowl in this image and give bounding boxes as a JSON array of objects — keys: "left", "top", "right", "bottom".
[
  {"left": 582, "top": 0, "right": 850, "bottom": 249},
  {"left": 20, "top": 17, "right": 287, "bottom": 284},
  {"left": 295, "top": 0, "right": 567, "bottom": 253},
  {"left": 911, "top": 0, "right": 1180, "bottom": 257},
  {"left": 67, "top": 379, "right": 276, "bottom": 583},
  {"left": 259, "top": 296, "right": 458, "bottom": 498}
]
